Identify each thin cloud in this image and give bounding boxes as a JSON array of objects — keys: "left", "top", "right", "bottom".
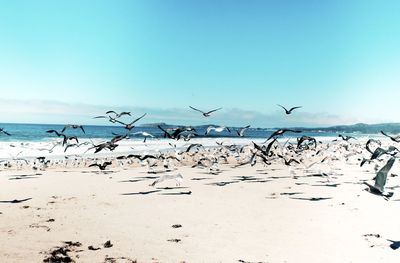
[{"left": 0, "top": 98, "right": 365, "bottom": 127}]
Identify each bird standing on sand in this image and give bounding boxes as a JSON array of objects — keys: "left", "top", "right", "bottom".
[
  {"left": 189, "top": 106, "right": 222, "bottom": 117},
  {"left": 277, "top": 105, "right": 302, "bottom": 115}
]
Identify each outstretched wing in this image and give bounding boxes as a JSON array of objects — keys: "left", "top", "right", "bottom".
[
  {"left": 205, "top": 108, "right": 222, "bottom": 115},
  {"left": 189, "top": 106, "right": 205, "bottom": 114},
  {"left": 374, "top": 157, "right": 395, "bottom": 193},
  {"left": 277, "top": 104, "right": 288, "bottom": 112},
  {"left": 129, "top": 113, "right": 147, "bottom": 125},
  {"left": 289, "top": 106, "right": 302, "bottom": 112}
]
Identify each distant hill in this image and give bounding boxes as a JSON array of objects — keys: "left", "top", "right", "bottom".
[
  {"left": 301, "top": 123, "right": 400, "bottom": 134},
  {"left": 138, "top": 122, "right": 168, "bottom": 128},
  {"left": 139, "top": 122, "right": 400, "bottom": 134}
]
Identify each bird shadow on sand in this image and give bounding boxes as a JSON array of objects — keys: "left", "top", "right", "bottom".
[
  {"left": 206, "top": 181, "right": 240, "bottom": 187},
  {"left": 191, "top": 177, "right": 212, "bottom": 181},
  {"left": 0, "top": 198, "right": 32, "bottom": 203},
  {"left": 311, "top": 183, "right": 341, "bottom": 187},
  {"left": 156, "top": 186, "right": 189, "bottom": 190},
  {"left": 280, "top": 192, "right": 304, "bottom": 196},
  {"left": 290, "top": 197, "right": 333, "bottom": 201},
  {"left": 9, "top": 175, "right": 39, "bottom": 180},
  {"left": 159, "top": 191, "right": 192, "bottom": 195},
  {"left": 121, "top": 190, "right": 161, "bottom": 195}
]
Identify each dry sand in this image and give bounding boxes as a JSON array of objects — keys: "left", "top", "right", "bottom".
[{"left": 0, "top": 152, "right": 399, "bottom": 263}]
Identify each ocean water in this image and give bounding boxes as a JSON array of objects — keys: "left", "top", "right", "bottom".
[{"left": 0, "top": 122, "right": 364, "bottom": 142}]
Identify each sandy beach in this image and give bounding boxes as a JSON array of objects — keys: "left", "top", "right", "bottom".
[{"left": 0, "top": 138, "right": 399, "bottom": 263}]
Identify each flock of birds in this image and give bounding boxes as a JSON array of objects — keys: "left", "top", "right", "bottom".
[{"left": 0, "top": 105, "right": 399, "bottom": 198}]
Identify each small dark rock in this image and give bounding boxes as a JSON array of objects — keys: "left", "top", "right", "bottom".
[
  {"left": 103, "top": 240, "right": 113, "bottom": 248},
  {"left": 88, "top": 245, "right": 101, "bottom": 251}
]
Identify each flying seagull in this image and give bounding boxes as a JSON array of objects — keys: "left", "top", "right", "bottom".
[
  {"left": 265, "top": 129, "right": 302, "bottom": 142},
  {"left": 89, "top": 161, "right": 112, "bottom": 171},
  {"left": 236, "top": 125, "right": 250, "bottom": 137},
  {"left": 189, "top": 106, "right": 222, "bottom": 117},
  {"left": 115, "top": 113, "right": 147, "bottom": 131},
  {"left": 0, "top": 128, "right": 11, "bottom": 136},
  {"left": 381, "top": 131, "right": 400, "bottom": 143},
  {"left": 277, "top": 105, "right": 302, "bottom": 115},
  {"left": 364, "top": 157, "right": 395, "bottom": 197},
  {"left": 205, "top": 126, "right": 230, "bottom": 135},
  {"left": 61, "top": 124, "right": 85, "bottom": 134},
  {"left": 132, "top": 131, "right": 155, "bottom": 143},
  {"left": 150, "top": 173, "right": 183, "bottom": 186},
  {"left": 105, "top": 111, "right": 131, "bottom": 118},
  {"left": 277, "top": 154, "right": 301, "bottom": 166},
  {"left": 338, "top": 134, "right": 356, "bottom": 141}
]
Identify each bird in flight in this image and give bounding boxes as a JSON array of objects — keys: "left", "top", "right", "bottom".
[
  {"left": 265, "top": 129, "right": 302, "bottom": 142},
  {"left": 381, "top": 131, "right": 400, "bottom": 143},
  {"left": 105, "top": 111, "right": 131, "bottom": 118},
  {"left": 0, "top": 128, "right": 11, "bottom": 136},
  {"left": 205, "top": 126, "right": 230, "bottom": 135},
  {"left": 189, "top": 106, "right": 222, "bottom": 117},
  {"left": 89, "top": 161, "right": 113, "bottom": 171},
  {"left": 364, "top": 157, "right": 395, "bottom": 198},
  {"left": 61, "top": 124, "right": 85, "bottom": 134},
  {"left": 115, "top": 113, "right": 147, "bottom": 131},
  {"left": 236, "top": 125, "right": 250, "bottom": 137},
  {"left": 277, "top": 105, "right": 302, "bottom": 115},
  {"left": 150, "top": 173, "right": 183, "bottom": 186},
  {"left": 338, "top": 134, "right": 356, "bottom": 141}
]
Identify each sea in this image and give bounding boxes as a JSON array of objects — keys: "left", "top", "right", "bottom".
[{"left": 0, "top": 122, "right": 375, "bottom": 142}]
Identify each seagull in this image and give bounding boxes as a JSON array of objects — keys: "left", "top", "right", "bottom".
[
  {"left": 150, "top": 173, "right": 183, "bottom": 186},
  {"left": 129, "top": 154, "right": 158, "bottom": 161},
  {"left": 105, "top": 111, "right": 131, "bottom": 118},
  {"left": 205, "top": 126, "right": 230, "bottom": 135},
  {"left": 132, "top": 131, "right": 155, "bottom": 143},
  {"left": 115, "top": 113, "right": 147, "bottom": 131},
  {"left": 365, "top": 139, "right": 381, "bottom": 154},
  {"left": 296, "top": 136, "right": 317, "bottom": 149},
  {"left": 64, "top": 141, "right": 91, "bottom": 153},
  {"left": 46, "top": 130, "right": 78, "bottom": 145},
  {"left": 61, "top": 124, "right": 85, "bottom": 134},
  {"left": 89, "top": 161, "right": 112, "bottom": 171},
  {"left": 158, "top": 126, "right": 195, "bottom": 140},
  {"left": 0, "top": 128, "right": 11, "bottom": 136},
  {"left": 364, "top": 157, "right": 395, "bottom": 197},
  {"left": 338, "top": 134, "right": 356, "bottom": 141},
  {"left": 381, "top": 131, "right": 400, "bottom": 143},
  {"left": 265, "top": 129, "right": 302, "bottom": 142},
  {"left": 277, "top": 105, "right": 302, "bottom": 115},
  {"left": 236, "top": 125, "right": 250, "bottom": 137},
  {"left": 277, "top": 154, "right": 301, "bottom": 166},
  {"left": 387, "top": 239, "right": 400, "bottom": 250},
  {"left": 93, "top": 115, "right": 119, "bottom": 123},
  {"left": 189, "top": 106, "right": 222, "bottom": 117}
]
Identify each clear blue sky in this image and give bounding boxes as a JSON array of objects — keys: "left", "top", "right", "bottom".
[{"left": 0, "top": 0, "right": 399, "bottom": 127}]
